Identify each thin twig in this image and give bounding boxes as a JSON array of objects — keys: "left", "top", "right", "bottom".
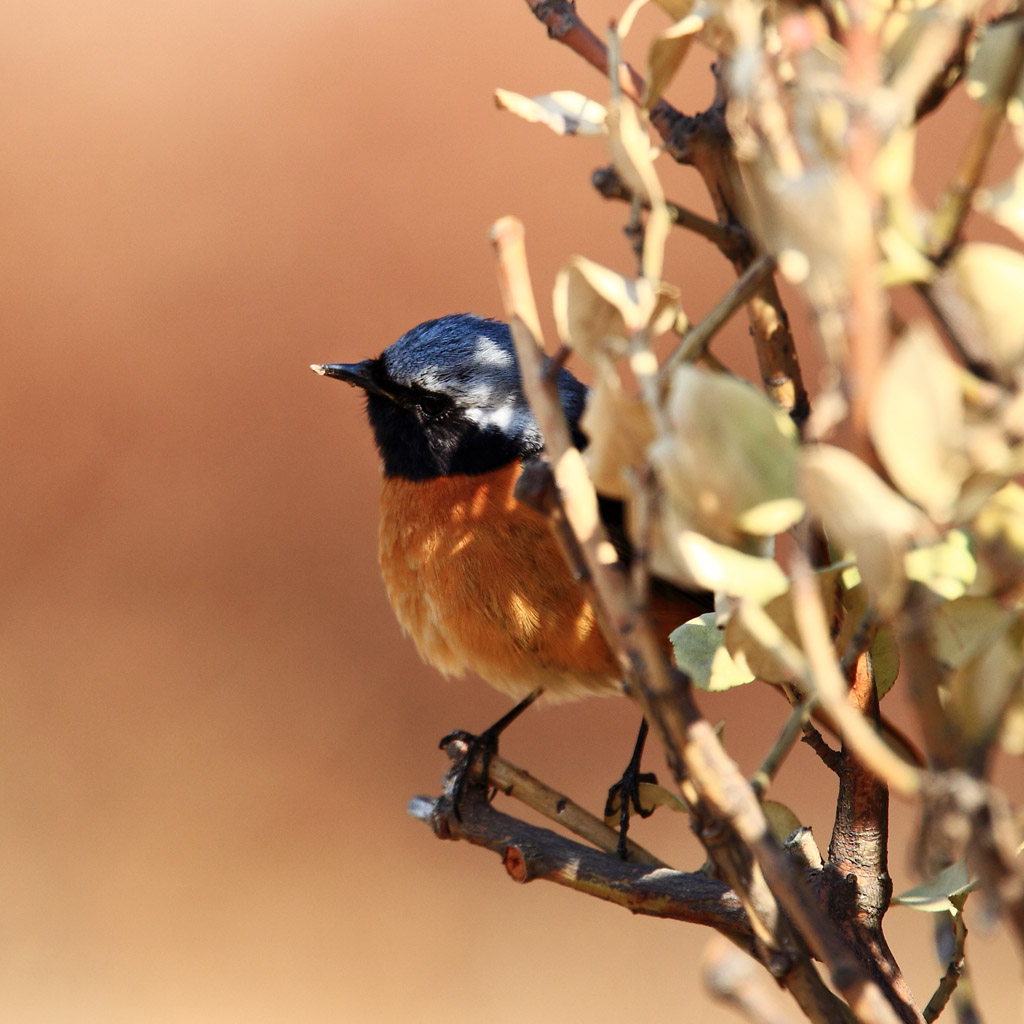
[
  {"left": 922, "top": 911, "right": 972, "bottom": 1024},
  {"left": 591, "top": 164, "right": 749, "bottom": 256},
  {"left": 439, "top": 734, "right": 666, "bottom": 867},
  {"left": 751, "top": 696, "right": 820, "bottom": 798},
  {"left": 661, "top": 253, "right": 777, "bottom": 377},
  {"left": 786, "top": 557, "right": 924, "bottom": 797},
  {"left": 930, "top": 19, "right": 1024, "bottom": 262}
]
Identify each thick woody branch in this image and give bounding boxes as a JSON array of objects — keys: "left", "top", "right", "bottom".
[
  {"left": 824, "top": 655, "right": 922, "bottom": 1024},
  {"left": 409, "top": 789, "right": 754, "bottom": 941}
]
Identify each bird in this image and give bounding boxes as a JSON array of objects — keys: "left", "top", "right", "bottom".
[{"left": 312, "top": 313, "right": 713, "bottom": 842}]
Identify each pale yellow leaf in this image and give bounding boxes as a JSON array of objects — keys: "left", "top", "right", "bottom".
[
  {"left": 799, "top": 444, "right": 928, "bottom": 615},
  {"left": 869, "top": 324, "right": 970, "bottom": 521},
  {"left": 552, "top": 256, "right": 680, "bottom": 362},
  {"left": 645, "top": 16, "right": 702, "bottom": 110},
  {"left": 580, "top": 371, "right": 657, "bottom": 500},
  {"left": 494, "top": 89, "right": 607, "bottom": 136},
  {"left": 895, "top": 860, "right": 976, "bottom": 913},
  {"left": 667, "top": 527, "right": 790, "bottom": 601},
  {"left": 945, "top": 615, "right": 1024, "bottom": 744},
  {"left": 950, "top": 242, "right": 1024, "bottom": 374},
  {"left": 905, "top": 530, "right": 978, "bottom": 600},
  {"left": 764, "top": 801, "right": 803, "bottom": 844},
  {"left": 928, "top": 595, "right": 1016, "bottom": 670},
  {"left": 724, "top": 568, "right": 842, "bottom": 684},
  {"left": 966, "top": 16, "right": 1024, "bottom": 123}
]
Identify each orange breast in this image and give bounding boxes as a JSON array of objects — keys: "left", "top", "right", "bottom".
[{"left": 378, "top": 463, "right": 624, "bottom": 702}]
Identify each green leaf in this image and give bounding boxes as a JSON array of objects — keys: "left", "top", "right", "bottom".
[
  {"left": 653, "top": 366, "right": 803, "bottom": 547},
  {"left": 905, "top": 530, "right": 978, "bottom": 600},
  {"left": 966, "top": 16, "right": 1024, "bottom": 123},
  {"left": 671, "top": 613, "right": 755, "bottom": 691},
  {"left": 928, "top": 595, "right": 1016, "bottom": 670},
  {"left": 894, "top": 860, "right": 977, "bottom": 913}
]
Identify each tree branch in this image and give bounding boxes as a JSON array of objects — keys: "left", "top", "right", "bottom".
[
  {"left": 930, "top": 18, "right": 1024, "bottom": 262},
  {"left": 408, "top": 789, "right": 754, "bottom": 940},
  {"left": 591, "top": 164, "right": 751, "bottom": 258}
]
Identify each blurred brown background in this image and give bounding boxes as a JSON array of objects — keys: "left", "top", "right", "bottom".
[{"left": 2, "top": 1, "right": 1021, "bottom": 1021}]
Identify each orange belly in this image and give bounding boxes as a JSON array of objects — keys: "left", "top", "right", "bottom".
[{"left": 378, "top": 463, "right": 624, "bottom": 702}]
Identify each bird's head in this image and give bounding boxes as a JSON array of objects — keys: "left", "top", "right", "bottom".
[{"left": 313, "top": 314, "right": 587, "bottom": 480}]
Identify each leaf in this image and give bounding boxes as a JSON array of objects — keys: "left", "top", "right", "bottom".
[
  {"left": 763, "top": 801, "right": 803, "bottom": 844},
  {"left": 605, "top": 97, "right": 671, "bottom": 281},
  {"left": 664, "top": 526, "right": 791, "bottom": 601},
  {"left": 1000, "top": 687, "right": 1024, "bottom": 755},
  {"left": 869, "top": 324, "right": 970, "bottom": 521},
  {"left": 929, "top": 596, "right": 1016, "bottom": 670},
  {"left": 670, "top": 613, "right": 755, "bottom": 691},
  {"left": 738, "top": 164, "right": 873, "bottom": 306},
  {"left": 904, "top": 530, "right": 978, "bottom": 600},
  {"left": 493, "top": 89, "right": 607, "bottom": 136},
  {"left": 832, "top": 582, "right": 900, "bottom": 698},
  {"left": 606, "top": 96, "right": 662, "bottom": 206},
  {"left": 799, "top": 444, "right": 929, "bottom": 615},
  {"left": 645, "top": 15, "right": 703, "bottom": 110},
  {"left": 949, "top": 242, "right": 1024, "bottom": 374},
  {"left": 972, "top": 481, "right": 1024, "bottom": 586},
  {"left": 934, "top": 602, "right": 1024, "bottom": 744},
  {"left": 870, "top": 626, "right": 900, "bottom": 699},
  {"left": 552, "top": 256, "right": 680, "bottom": 362},
  {"left": 966, "top": 16, "right": 1024, "bottom": 124},
  {"left": 894, "top": 860, "right": 977, "bottom": 913},
  {"left": 653, "top": 366, "right": 803, "bottom": 546},
  {"left": 724, "top": 569, "right": 843, "bottom": 684},
  {"left": 580, "top": 371, "right": 657, "bottom": 500}
]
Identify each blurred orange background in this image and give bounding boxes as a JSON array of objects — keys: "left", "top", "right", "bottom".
[{"left": 2, "top": 1, "right": 1022, "bottom": 1021}]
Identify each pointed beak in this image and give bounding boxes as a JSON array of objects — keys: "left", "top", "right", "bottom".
[{"left": 310, "top": 360, "right": 394, "bottom": 400}]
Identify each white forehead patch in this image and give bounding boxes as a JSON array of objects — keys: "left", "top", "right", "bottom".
[{"left": 471, "top": 333, "right": 515, "bottom": 368}]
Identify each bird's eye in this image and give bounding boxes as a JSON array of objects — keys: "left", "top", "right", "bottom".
[{"left": 417, "top": 392, "right": 451, "bottom": 418}]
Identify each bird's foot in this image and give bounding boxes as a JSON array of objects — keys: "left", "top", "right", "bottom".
[
  {"left": 438, "top": 725, "right": 503, "bottom": 818},
  {"left": 604, "top": 718, "right": 657, "bottom": 858},
  {"left": 438, "top": 689, "right": 542, "bottom": 819}
]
